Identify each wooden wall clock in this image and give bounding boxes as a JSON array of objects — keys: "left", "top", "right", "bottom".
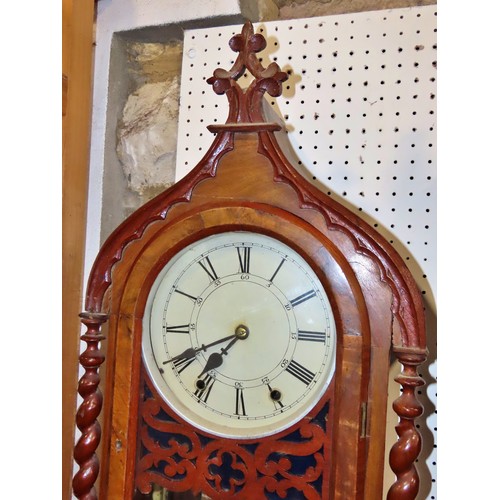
[{"left": 73, "top": 22, "right": 427, "bottom": 500}]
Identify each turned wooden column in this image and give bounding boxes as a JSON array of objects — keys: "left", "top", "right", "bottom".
[
  {"left": 388, "top": 346, "right": 427, "bottom": 500},
  {"left": 73, "top": 312, "right": 108, "bottom": 500}
]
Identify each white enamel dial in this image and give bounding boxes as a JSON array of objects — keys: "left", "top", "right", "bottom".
[{"left": 142, "top": 231, "right": 336, "bottom": 438}]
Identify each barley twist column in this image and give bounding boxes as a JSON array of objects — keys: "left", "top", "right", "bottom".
[
  {"left": 388, "top": 346, "right": 427, "bottom": 500},
  {"left": 72, "top": 312, "right": 108, "bottom": 500}
]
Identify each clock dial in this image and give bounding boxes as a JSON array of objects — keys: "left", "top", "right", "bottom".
[{"left": 142, "top": 231, "right": 336, "bottom": 438}]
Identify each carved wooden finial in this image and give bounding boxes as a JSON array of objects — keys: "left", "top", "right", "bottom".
[{"left": 207, "top": 21, "right": 288, "bottom": 130}]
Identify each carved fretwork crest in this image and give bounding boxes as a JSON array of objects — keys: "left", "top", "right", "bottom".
[{"left": 207, "top": 21, "right": 288, "bottom": 125}]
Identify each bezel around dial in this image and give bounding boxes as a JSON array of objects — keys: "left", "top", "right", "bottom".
[{"left": 142, "top": 231, "right": 337, "bottom": 439}]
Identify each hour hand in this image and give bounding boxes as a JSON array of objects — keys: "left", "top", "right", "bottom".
[
  {"left": 197, "top": 335, "right": 239, "bottom": 377},
  {"left": 197, "top": 352, "right": 224, "bottom": 377}
]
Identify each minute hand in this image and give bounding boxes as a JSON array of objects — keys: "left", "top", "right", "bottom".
[{"left": 163, "top": 334, "right": 236, "bottom": 365}]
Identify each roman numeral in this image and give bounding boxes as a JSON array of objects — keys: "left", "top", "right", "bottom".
[
  {"left": 285, "top": 360, "right": 315, "bottom": 385},
  {"left": 195, "top": 374, "right": 216, "bottom": 403},
  {"left": 237, "top": 246, "right": 251, "bottom": 274},
  {"left": 269, "top": 258, "right": 285, "bottom": 283},
  {"left": 235, "top": 387, "right": 246, "bottom": 416},
  {"left": 164, "top": 324, "right": 190, "bottom": 334},
  {"left": 173, "top": 355, "right": 196, "bottom": 374},
  {"left": 198, "top": 256, "right": 218, "bottom": 282},
  {"left": 290, "top": 289, "right": 316, "bottom": 307},
  {"left": 297, "top": 330, "right": 327, "bottom": 343},
  {"left": 174, "top": 288, "right": 198, "bottom": 302}
]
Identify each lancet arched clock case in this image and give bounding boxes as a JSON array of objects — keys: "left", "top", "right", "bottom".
[{"left": 73, "top": 23, "right": 427, "bottom": 500}]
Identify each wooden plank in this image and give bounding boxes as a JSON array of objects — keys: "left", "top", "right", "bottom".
[{"left": 62, "top": 0, "right": 96, "bottom": 497}]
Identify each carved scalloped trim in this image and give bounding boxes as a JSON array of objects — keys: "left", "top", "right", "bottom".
[
  {"left": 84, "top": 133, "right": 234, "bottom": 312},
  {"left": 85, "top": 125, "right": 424, "bottom": 353},
  {"left": 257, "top": 131, "right": 425, "bottom": 350}
]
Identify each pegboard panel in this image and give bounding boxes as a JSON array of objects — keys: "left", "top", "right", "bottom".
[{"left": 175, "top": 6, "right": 436, "bottom": 499}]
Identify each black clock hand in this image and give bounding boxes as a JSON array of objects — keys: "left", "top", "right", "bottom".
[
  {"left": 197, "top": 335, "right": 240, "bottom": 378},
  {"left": 163, "top": 333, "right": 236, "bottom": 365}
]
